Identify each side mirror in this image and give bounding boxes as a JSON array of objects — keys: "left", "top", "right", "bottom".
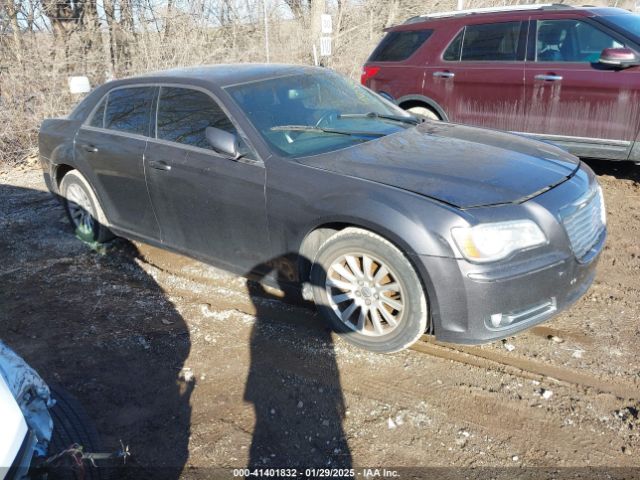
[
  {"left": 205, "top": 127, "right": 240, "bottom": 159},
  {"left": 598, "top": 47, "right": 640, "bottom": 68}
]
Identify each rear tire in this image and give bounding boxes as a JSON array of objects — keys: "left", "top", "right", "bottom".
[
  {"left": 311, "top": 227, "right": 428, "bottom": 353},
  {"left": 406, "top": 105, "right": 440, "bottom": 121},
  {"left": 59, "top": 170, "right": 113, "bottom": 244}
]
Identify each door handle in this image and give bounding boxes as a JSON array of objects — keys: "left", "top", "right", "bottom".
[
  {"left": 534, "top": 74, "right": 563, "bottom": 82},
  {"left": 148, "top": 160, "right": 172, "bottom": 171},
  {"left": 433, "top": 71, "right": 455, "bottom": 78},
  {"left": 81, "top": 144, "right": 99, "bottom": 153}
]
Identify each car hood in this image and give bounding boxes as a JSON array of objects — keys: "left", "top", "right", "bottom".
[{"left": 299, "top": 122, "right": 580, "bottom": 208}]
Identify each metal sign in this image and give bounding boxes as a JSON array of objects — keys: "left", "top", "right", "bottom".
[
  {"left": 67, "top": 76, "right": 91, "bottom": 94},
  {"left": 321, "top": 14, "right": 332, "bottom": 34},
  {"left": 320, "top": 36, "right": 332, "bottom": 57}
]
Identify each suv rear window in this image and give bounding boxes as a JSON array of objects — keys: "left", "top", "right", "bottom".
[
  {"left": 444, "top": 21, "right": 524, "bottom": 61},
  {"left": 369, "top": 30, "right": 432, "bottom": 62}
]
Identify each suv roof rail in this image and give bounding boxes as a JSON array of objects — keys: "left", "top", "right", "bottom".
[{"left": 403, "top": 3, "right": 573, "bottom": 23}]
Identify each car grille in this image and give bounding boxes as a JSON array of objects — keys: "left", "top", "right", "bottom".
[{"left": 561, "top": 187, "right": 605, "bottom": 260}]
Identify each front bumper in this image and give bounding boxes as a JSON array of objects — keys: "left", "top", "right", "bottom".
[{"left": 418, "top": 226, "right": 603, "bottom": 344}]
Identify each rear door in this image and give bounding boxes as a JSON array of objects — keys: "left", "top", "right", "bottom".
[
  {"left": 144, "top": 86, "right": 269, "bottom": 271},
  {"left": 424, "top": 20, "right": 527, "bottom": 131},
  {"left": 523, "top": 15, "right": 640, "bottom": 152},
  {"left": 75, "top": 86, "right": 160, "bottom": 240}
]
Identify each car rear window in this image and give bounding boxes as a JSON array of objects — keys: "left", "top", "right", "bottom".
[
  {"left": 369, "top": 30, "right": 432, "bottom": 62},
  {"left": 444, "top": 21, "right": 524, "bottom": 61}
]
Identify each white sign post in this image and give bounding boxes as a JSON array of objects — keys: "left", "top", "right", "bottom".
[
  {"left": 320, "top": 14, "right": 332, "bottom": 58},
  {"left": 319, "top": 37, "right": 332, "bottom": 57},
  {"left": 321, "top": 14, "right": 332, "bottom": 34}
]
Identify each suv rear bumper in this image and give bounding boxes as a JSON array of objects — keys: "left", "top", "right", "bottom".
[{"left": 416, "top": 230, "right": 605, "bottom": 344}]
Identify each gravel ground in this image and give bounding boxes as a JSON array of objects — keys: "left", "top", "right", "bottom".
[{"left": 0, "top": 159, "right": 638, "bottom": 479}]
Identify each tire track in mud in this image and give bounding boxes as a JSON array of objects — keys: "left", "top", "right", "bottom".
[
  {"left": 133, "top": 245, "right": 640, "bottom": 401},
  {"left": 412, "top": 337, "right": 640, "bottom": 401}
]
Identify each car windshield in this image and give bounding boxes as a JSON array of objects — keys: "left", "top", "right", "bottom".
[
  {"left": 225, "top": 71, "right": 415, "bottom": 158},
  {"left": 599, "top": 14, "right": 640, "bottom": 43}
]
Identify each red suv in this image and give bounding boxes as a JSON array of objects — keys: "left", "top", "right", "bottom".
[{"left": 362, "top": 4, "right": 640, "bottom": 162}]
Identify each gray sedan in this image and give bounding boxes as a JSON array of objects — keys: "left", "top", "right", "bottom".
[{"left": 38, "top": 64, "right": 606, "bottom": 353}]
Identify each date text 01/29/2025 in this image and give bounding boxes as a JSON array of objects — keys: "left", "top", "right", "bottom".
[{"left": 233, "top": 468, "right": 400, "bottom": 477}]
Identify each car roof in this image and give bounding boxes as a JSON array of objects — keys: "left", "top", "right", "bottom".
[
  {"left": 124, "top": 63, "right": 322, "bottom": 87},
  {"left": 394, "top": 5, "right": 631, "bottom": 29}
]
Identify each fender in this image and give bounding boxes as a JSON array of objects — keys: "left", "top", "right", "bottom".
[
  {"left": 292, "top": 188, "right": 461, "bottom": 261},
  {"left": 395, "top": 94, "right": 449, "bottom": 122}
]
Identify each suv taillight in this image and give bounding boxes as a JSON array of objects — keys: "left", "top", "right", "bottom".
[{"left": 360, "top": 66, "right": 380, "bottom": 85}]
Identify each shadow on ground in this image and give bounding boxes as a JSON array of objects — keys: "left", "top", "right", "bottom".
[
  {"left": 0, "top": 184, "right": 191, "bottom": 479},
  {"left": 582, "top": 158, "right": 640, "bottom": 182},
  {"left": 0, "top": 182, "right": 353, "bottom": 477},
  {"left": 244, "top": 262, "right": 352, "bottom": 470}
]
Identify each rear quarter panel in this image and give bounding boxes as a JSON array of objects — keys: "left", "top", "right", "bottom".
[{"left": 38, "top": 118, "right": 83, "bottom": 193}]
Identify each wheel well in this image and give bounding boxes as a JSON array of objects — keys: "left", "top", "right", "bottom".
[
  {"left": 298, "top": 222, "right": 435, "bottom": 334},
  {"left": 54, "top": 164, "right": 75, "bottom": 190},
  {"left": 399, "top": 101, "right": 441, "bottom": 119},
  {"left": 298, "top": 223, "right": 350, "bottom": 282}
]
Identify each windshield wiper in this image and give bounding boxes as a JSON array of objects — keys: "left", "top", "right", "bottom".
[
  {"left": 338, "top": 112, "right": 420, "bottom": 125},
  {"left": 270, "top": 125, "right": 386, "bottom": 137}
]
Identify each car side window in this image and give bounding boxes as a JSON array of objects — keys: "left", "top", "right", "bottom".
[
  {"left": 449, "top": 21, "right": 523, "bottom": 61},
  {"left": 103, "top": 87, "right": 154, "bottom": 136},
  {"left": 89, "top": 97, "right": 106, "bottom": 128},
  {"left": 536, "top": 19, "right": 623, "bottom": 62},
  {"left": 443, "top": 29, "right": 463, "bottom": 61},
  {"left": 156, "top": 87, "right": 252, "bottom": 157}
]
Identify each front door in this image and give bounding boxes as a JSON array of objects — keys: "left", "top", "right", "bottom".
[
  {"left": 424, "top": 20, "right": 527, "bottom": 131},
  {"left": 524, "top": 16, "right": 640, "bottom": 148},
  {"left": 144, "top": 86, "right": 269, "bottom": 272},
  {"left": 75, "top": 86, "right": 160, "bottom": 240}
]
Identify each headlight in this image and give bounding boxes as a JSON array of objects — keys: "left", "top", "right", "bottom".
[
  {"left": 451, "top": 220, "right": 547, "bottom": 263},
  {"left": 597, "top": 185, "right": 606, "bottom": 226}
]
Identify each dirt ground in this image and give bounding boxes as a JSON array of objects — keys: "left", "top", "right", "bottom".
[{"left": 0, "top": 159, "right": 639, "bottom": 479}]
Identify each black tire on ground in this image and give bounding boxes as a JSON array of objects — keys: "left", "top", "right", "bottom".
[
  {"left": 59, "top": 170, "right": 113, "bottom": 244},
  {"left": 310, "top": 227, "right": 428, "bottom": 354},
  {"left": 47, "top": 386, "right": 111, "bottom": 480}
]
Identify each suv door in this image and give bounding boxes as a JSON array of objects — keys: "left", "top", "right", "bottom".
[
  {"left": 75, "top": 86, "right": 160, "bottom": 240},
  {"left": 523, "top": 16, "right": 640, "bottom": 156},
  {"left": 144, "top": 86, "right": 269, "bottom": 271},
  {"left": 424, "top": 20, "right": 527, "bottom": 130}
]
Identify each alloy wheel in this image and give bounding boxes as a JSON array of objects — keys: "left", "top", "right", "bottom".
[
  {"left": 325, "top": 253, "right": 405, "bottom": 337},
  {"left": 65, "top": 183, "right": 95, "bottom": 235}
]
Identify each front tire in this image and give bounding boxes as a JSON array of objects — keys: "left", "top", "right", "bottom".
[
  {"left": 59, "top": 170, "right": 113, "bottom": 244},
  {"left": 311, "top": 228, "right": 428, "bottom": 353}
]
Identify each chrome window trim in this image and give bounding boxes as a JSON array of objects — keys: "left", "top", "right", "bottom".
[
  {"left": 81, "top": 81, "right": 263, "bottom": 166},
  {"left": 80, "top": 124, "right": 149, "bottom": 142}
]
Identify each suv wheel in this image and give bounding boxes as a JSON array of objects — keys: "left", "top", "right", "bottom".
[
  {"left": 311, "top": 227, "right": 428, "bottom": 353},
  {"left": 407, "top": 105, "right": 440, "bottom": 121},
  {"left": 59, "top": 170, "right": 113, "bottom": 244}
]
